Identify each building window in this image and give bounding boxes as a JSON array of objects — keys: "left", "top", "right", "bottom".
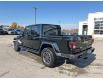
[
  {"left": 100, "top": 30, "right": 103, "bottom": 34},
  {"left": 94, "top": 30, "right": 100, "bottom": 34},
  {"left": 94, "top": 20, "right": 103, "bottom": 35},
  {"left": 94, "top": 21, "right": 100, "bottom": 29},
  {"left": 94, "top": 18, "right": 103, "bottom": 21}
]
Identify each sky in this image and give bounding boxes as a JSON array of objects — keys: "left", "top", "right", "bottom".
[{"left": 0, "top": 1, "right": 103, "bottom": 29}]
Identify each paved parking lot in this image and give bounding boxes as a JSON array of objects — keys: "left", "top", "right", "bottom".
[{"left": 0, "top": 35, "right": 103, "bottom": 78}]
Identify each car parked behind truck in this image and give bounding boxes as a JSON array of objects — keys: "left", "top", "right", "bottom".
[
  {"left": 8, "top": 29, "right": 22, "bottom": 35},
  {"left": 0, "top": 25, "right": 8, "bottom": 35},
  {"left": 13, "top": 24, "right": 94, "bottom": 68}
]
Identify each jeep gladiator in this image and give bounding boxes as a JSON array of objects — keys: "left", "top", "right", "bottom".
[{"left": 13, "top": 24, "right": 94, "bottom": 68}]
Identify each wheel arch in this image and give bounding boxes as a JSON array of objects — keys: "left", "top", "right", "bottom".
[{"left": 39, "top": 42, "right": 60, "bottom": 55}]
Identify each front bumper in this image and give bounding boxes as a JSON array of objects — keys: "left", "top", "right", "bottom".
[{"left": 56, "top": 47, "right": 95, "bottom": 59}]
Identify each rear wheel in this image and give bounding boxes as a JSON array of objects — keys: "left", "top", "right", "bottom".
[{"left": 41, "top": 47, "right": 56, "bottom": 68}]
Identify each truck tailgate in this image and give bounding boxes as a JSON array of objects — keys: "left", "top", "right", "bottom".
[{"left": 77, "top": 35, "right": 93, "bottom": 50}]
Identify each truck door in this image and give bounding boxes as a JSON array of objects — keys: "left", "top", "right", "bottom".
[
  {"left": 22, "top": 26, "right": 33, "bottom": 48},
  {"left": 30, "top": 25, "right": 41, "bottom": 50}
]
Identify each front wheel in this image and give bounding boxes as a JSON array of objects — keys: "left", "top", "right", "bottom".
[
  {"left": 14, "top": 41, "right": 20, "bottom": 52},
  {"left": 41, "top": 47, "right": 57, "bottom": 68}
]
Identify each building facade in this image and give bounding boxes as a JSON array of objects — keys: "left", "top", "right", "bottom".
[{"left": 79, "top": 12, "right": 103, "bottom": 38}]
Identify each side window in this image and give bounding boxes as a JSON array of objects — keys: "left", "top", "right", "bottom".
[
  {"left": 24, "top": 26, "right": 31, "bottom": 34},
  {"left": 43, "top": 25, "right": 59, "bottom": 36},
  {"left": 31, "top": 25, "right": 40, "bottom": 36}
]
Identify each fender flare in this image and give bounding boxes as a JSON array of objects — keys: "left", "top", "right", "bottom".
[{"left": 40, "top": 42, "right": 60, "bottom": 54}]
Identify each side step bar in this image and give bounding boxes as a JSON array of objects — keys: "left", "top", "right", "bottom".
[{"left": 20, "top": 46, "right": 40, "bottom": 54}]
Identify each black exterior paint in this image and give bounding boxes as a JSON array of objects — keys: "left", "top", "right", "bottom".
[{"left": 13, "top": 24, "right": 94, "bottom": 59}]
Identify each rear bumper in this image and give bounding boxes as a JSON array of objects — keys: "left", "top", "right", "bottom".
[{"left": 56, "top": 47, "right": 95, "bottom": 59}]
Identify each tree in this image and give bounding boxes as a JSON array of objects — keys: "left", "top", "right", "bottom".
[{"left": 10, "top": 22, "right": 17, "bottom": 29}]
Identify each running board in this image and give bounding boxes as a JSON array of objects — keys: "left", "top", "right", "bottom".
[{"left": 20, "top": 46, "right": 39, "bottom": 54}]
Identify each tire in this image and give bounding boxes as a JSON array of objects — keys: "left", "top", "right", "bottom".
[
  {"left": 14, "top": 41, "right": 20, "bottom": 52},
  {"left": 41, "top": 47, "right": 56, "bottom": 68}
]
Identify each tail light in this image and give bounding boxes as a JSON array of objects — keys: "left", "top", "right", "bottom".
[{"left": 69, "top": 42, "right": 77, "bottom": 49}]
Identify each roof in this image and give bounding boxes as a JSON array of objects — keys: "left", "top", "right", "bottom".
[{"left": 26, "top": 24, "right": 61, "bottom": 28}]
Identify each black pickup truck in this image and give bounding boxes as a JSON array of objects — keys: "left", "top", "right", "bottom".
[{"left": 13, "top": 24, "right": 94, "bottom": 67}]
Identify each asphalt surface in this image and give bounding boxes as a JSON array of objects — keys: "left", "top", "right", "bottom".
[{"left": 0, "top": 35, "right": 103, "bottom": 78}]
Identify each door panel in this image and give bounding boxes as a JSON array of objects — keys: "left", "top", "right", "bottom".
[
  {"left": 21, "top": 26, "right": 32, "bottom": 48},
  {"left": 30, "top": 25, "right": 41, "bottom": 50},
  {"left": 21, "top": 34, "right": 32, "bottom": 48}
]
